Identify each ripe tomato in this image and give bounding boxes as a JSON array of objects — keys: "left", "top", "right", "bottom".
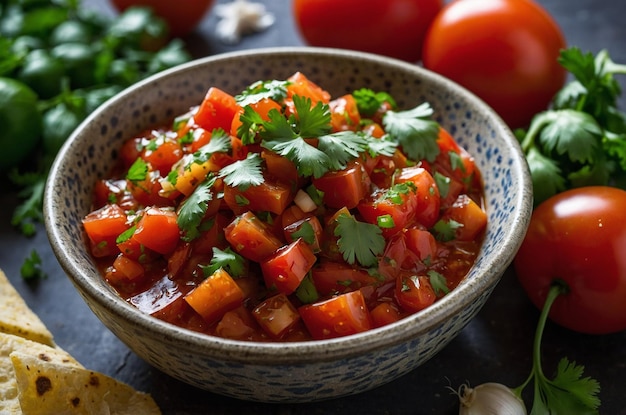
[
  {"left": 514, "top": 186, "right": 626, "bottom": 334},
  {"left": 292, "top": 0, "right": 443, "bottom": 62},
  {"left": 422, "top": 0, "right": 567, "bottom": 129},
  {"left": 109, "top": 0, "right": 215, "bottom": 38}
]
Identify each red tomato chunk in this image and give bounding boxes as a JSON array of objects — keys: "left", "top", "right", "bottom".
[{"left": 83, "top": 72, "right": 487, "bottom": 342}]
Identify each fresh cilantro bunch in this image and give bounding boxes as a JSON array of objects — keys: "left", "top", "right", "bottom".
[{"left": 518, "top": 47, "right": 626, "bottom": 205}]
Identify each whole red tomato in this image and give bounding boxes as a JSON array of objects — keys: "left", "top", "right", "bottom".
[
  {"left": 514, "top": 186, "right": 626, "bottom": 334},
  {"left": 293, "top": 0, "right": 443, "bottom": 62},
  {"left": 109, "top": 0, "right": 214, "bottom": 37},
  {"left": 422, "top": 0, "right": 567, "bottom": 129}
]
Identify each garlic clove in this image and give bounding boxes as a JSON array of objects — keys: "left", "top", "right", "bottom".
[{"left": 457, "top": 382, "right": 527, "bottom": 415}]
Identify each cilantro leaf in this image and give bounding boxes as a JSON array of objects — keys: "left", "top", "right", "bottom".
[
  {"left": 291, "top": 221, "right": 316, "bottom": 245},
  {"left": 193, "top": 129, "right": 231, "bottom": 163},
  {"left": 353, "top": 88, "right": 397, "bottom": 117},
  {"left": 218, "top": 153, "right": 264, "bottom": 190},
  {"left": 126, "top": 158, "right": 148, "bottom": 182},
  {"left": 235, "top": 79, "right": 290, "bottom": 107},
  {"left": 538, "top": 110, "right": 602, "bottom": 164},
  {"left": 202, "top": 247, "right": 246, "bottom": 278},
  {"left": 427, "top": 270, "right": 449, "bottom": 296},
  {"left": 238, "top": 105, "right": 267, "bottom": 145},
  {"left": 177, "top": 177, "right": 215, "bottom": 241},
  {"left": 334, "top": 213, "right": 385, "bottom": 267},
  {"left": 317, "top": 131, "right": 369, "bottom": 171},
  {"left": 20, "top": 249, "right": 46, "bottom": 280},
  {"left": 383, "top": 102, "right": 440, "bottom": 162},
  {"left": 293, "top": 95, "right": 332, "bottom": 137},
  {"left": 525, "top": 147, "right": 566, "bottom": 205},
  {"left": 263, "top": 136, "right": 331, "bottom": 178},
  {"left": 432, "top": 219, "right": 463, "bottom": 242},
  {"left": 365, "top": 135, "right": 398, "bottom": 157}
]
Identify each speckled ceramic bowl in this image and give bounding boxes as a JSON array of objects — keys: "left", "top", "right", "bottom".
[{"left": 44, "top": 47, "right": 532, "bottom": 403}]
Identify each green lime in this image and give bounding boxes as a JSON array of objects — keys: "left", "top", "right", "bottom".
[
  {"left": 0, "top": 77, "right": 43, "bottom": 171},
  {"left": 17, "top": 49, "right": 65, "bottom": 99}
]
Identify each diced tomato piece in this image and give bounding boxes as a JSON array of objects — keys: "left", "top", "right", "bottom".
[
  {"left": 441, "top": 194, "right": 487, "bottom": 241},
  {"left": 119, "top": 137, "right": 143, "bottom": 169},
  {"left": 357, "top": 186, "right": 418, "bottom": 237},
  {"left": 370, "top": 302, "right": 402, "bottom": 328},
  {"left": 312, "top": 160, "right": 371, "bottom": 209},
  {"left": 191, "top": 212, "right": 231, "bottom": 255},
  {"left": 435, "top": 127, "right": 477, "bottom": 183},
  {"left": 329, "top": 94, "right": 360, "bottom": 132},
  {"left": 224, "top": 211, "right": 283, "bottom": 262},
  {"left": 262, "top": 150, "right": 300, "bottom": 186},
  {"left": 286, "top": 72, "right": 331, "bottom": 104},
  {"left": 378, "top": 232, "right": 421, "bottom": 282},
  {"left": 396, "top": 165, "right": 441, "bottom": 228},
  {"left": 193, "top": 87, "right": 239, "bottom": 133},
  {"left": 361, "top": 122, "right": 385, "bottom": 138},
  {"left": 93, "top": 179, "right": 128, "bottom": 210},
  {"left": 127, "top": 166, "right": 174, "bottom": 207},
  {"left": 405, "top": 226, "right": 438, "bottom": 262},
  {"left": 311, "top": 260, "right": 379, "bottom": 297},
  {"left": 299, "top": 290, "right": 373, "bottom": 340},
  {"left": 261, "top": 238, "right": 317, "bottom": 295},
  {"left": 223, "top": 177, "right": 294, "bottom": 215},
  {"left": 252, "top": 293, "right": 301, "bottom": 339},
  {"left": 215, "top": 306, "right": 258, "bottom": 341},
  {"left": 133, "top": 207, "right": 180, "bottom": 255},
  {"left": 141, "top": 136, "right": 183, "bottom": 174},
  {"left": 109, "top": 254, "right": 145, "bottom": 283},
  {"left": 83, "top": 204, "right": 130, "bottom": 257},
  {"left": 184, "top": 268, "right": 244, "bottom": 324},
  {"left": 395, "top": 273, "right": 437, "bottom": 313}
]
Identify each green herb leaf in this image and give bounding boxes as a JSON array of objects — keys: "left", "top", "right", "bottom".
[
  {"left": 383, "top": 102, "right": 440, "bottom": 162},
  {"left": 291, "top": 221, "right": 316, "bottom": 245},
  {"left": 20, "top": 250, "right": 46, "bottom": 281},
  {"left": 218, "top": 153, "right": 264, "bottom": 190},
  {"left": 126, "top": 158, "right": 148, "bottom": 182},
  {"left": 427, "top": 270, "right": 449, "bottom": 296},
  {"left": 317, "top": 131, "right": 369, "bottom": 171},
  {"left": 334, "top": 213, "right": 385, "bottom": 267},
  {"left": 353, "top": 88, "right": 397, "bottom": 117},
  {"left": 263, "top": 136, "right": 331, "bottom": 178},
  {"left": 177, "top": 177, "right": 215, "bottom": 241},
  {"left": 236, "top": 79, "right": 290, "bottom": 107},
  {"left": 432, "top": 219, "right": 463, "bottom": 242},
  {"left": 538, "top": 110, "right": 602, "bottom": 164},
  {"left": 202, "top": 247, "right": 246, "bottom": 278}
]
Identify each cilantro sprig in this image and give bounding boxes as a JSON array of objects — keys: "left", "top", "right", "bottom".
[
  {"left": 518, "top": 47, "right": 626, "bottom": 205},
  {"left": 334, "top": 213, "right": 386, "bottom": 267},
  {"left": 511, "top": 283, "right": 601, "bottom": 413},
  {"left": 177, "top": 177, "right": 216, "bottom": 241}
]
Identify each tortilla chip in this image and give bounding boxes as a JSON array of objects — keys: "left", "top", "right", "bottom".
[
  {"left": 0, "top": 269, "right": 54, "bottom": 346},
  {"left": 10, "top": 352, "right": 162, "bottom": 415},
  {"left": 0, "top": 333, "right": 82, "bottom": 415}
]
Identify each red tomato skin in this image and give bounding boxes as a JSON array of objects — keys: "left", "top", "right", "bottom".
[
  {"left": 422, "top": 0, "right": 567, "bottom": 129},
  {"left": 109, "top": 0, "right": 215, "bottom": 37},
  {"left": 514, "top": 186, "right": 626, "bottom": 334},
  {"left": 293, "top": 0, "right": 443, "bottom": 62}
]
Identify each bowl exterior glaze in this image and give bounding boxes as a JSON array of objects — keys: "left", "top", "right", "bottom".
[{"left": 44, "top": 47, "right": 532, "bottom": 403}]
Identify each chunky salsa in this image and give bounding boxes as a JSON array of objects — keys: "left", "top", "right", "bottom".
[{"left": 82, "top": 72, "right": 487, "bottom": 342}]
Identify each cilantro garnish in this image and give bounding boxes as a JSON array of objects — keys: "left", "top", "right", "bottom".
[
  {"left": 380, "top": 182, "right": 417, "bottom": 205},
  {"left": 218, "top": 153, "right": 264, "bottom": 190},
  {"left": 427, "top": 270, "right": 449, "bottom": 296},
  {"left": 353, "top": 88, "right": 397, "bottom": 117},
  {"left": 518, "top": 47, "right": 626, "bottom": 205},
  {"left": 432, "top": 219, "right": 463, "bottom": 242},
  {"left": 295, "top": 273, "right": 319, "bottom": 304},
  {"left": 115, "top": 225, "right": 136, "bottom": 244},
  {"left": 235, "top": 79, "right": 290, "bottom": 107},
  {"left": 334, "top": 213, "right": 385, "bottom": 267},
  {"left": 177, "top": 177, "right": 215, "bottom": 241},
  {"left": 20, "top": 249, "right": 46, "bottom": 280},
  {"left": 126, "top": 158, "right": 148, "bottom": 182},
  {"left": 291, "top": 221, "right": 316, "bottom": 245},
  {"left": 201, "top": 247, "right": 246, "bottom": 278},
  {"left": 192, "top": 129, "right": 231, "bottom": 164},
  {"left": 383, "top": 102, "right": 441, "bottom": 162}
]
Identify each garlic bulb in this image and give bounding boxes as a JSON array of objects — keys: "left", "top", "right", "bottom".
[{"left": 457, "top": 382, "right": 527, "bottom": 415}]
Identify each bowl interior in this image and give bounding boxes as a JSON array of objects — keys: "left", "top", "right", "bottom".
[{"left": 44, "top": 47, "right": 532, "bottom": 362}]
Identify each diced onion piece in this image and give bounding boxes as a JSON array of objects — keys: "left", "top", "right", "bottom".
[{"left": 294, "top": 189, "right": 317, "bottom": 213}]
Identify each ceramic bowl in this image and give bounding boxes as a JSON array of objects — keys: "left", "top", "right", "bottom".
[{"left": 44, "top": 47, "right": 532, "bottom": 403}]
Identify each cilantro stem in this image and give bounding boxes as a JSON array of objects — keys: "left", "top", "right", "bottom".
[{"left": 513, "top": 281, "right": 569, "bottom": 395}]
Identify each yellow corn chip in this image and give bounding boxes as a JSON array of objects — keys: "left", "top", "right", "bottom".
[
  {"left": 0, "top": 269, "right": 54, "bottom": 346},
  {"left": 0, "top": 332, "right": 82, "bottom": 415},
  {"left": 11, "top": 351, "right": 162, "bottom": 415}
]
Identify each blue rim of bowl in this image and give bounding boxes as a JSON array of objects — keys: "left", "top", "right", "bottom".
[{"left": 44, "top": 46, "right": 533, "bottom": 365}]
